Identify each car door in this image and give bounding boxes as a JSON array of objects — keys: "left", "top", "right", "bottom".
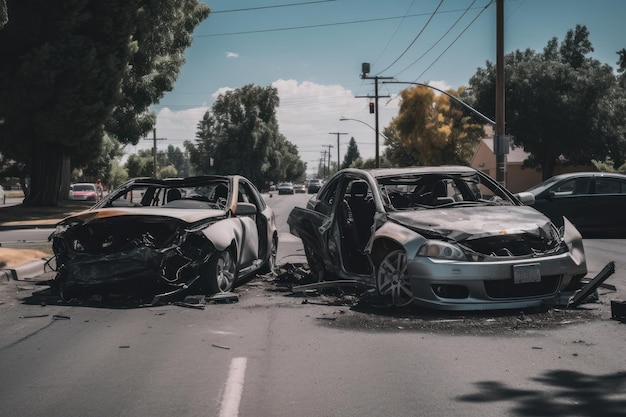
[
  {"left": 238, "top": 178, "right": 275, "bottom": 262},
  {"left": 536, "top": 176, "right": 592, "bottom": 229},
  {"left": 287, "top": 177, "right": 343, "bottom": 270},
  {"left": 590, "top": 176, "right": 626, "bottom": 233}
]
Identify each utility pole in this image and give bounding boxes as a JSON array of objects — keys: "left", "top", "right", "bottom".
[
  {"left": 320, "top": 150, "right": 327, "bottom": 179},
  {"left": 495, "top": 0, "right": 508, "bottom": 186},
  {"left": 329, "top": 132, "right": 348, "bottom": 169},
  {"left": 322, "top": 144, "right": 333, "bottom": 178},
  {"left": 358, "top": 63, "right": 392, "bottom": 168},
  {"left": 144, "top": 128, "right": 167, "bottom": 178}
]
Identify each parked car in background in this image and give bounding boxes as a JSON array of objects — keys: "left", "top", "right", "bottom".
[
  {"left": 306, "top": 178, "right": 323, "bottom": 194},
  {"left": 0, "top": 185, "right": 5, "bottom": 205},
  {"left": 526, "top": 172, "right": 626, "bottom": 236},
  {"left": 294, "top": 183, "right": 306, "bottom": 193},
  {"left": 51, "top": 175, "right": 278, "bottom": 302},
  {"left": 288, "top": 166, "right": 587, "bottom": 310},
  {"left": 278, "top": 182, "right": 295, "bottom": 195},
  {"left": 69, "top": 183, "right": 99, "bottom": 201}
]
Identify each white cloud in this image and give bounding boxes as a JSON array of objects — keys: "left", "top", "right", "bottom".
[
  {"left": 272, "top": 79, "right": 398, "bottom": 173},
  {"left": 134, "top": 80, "right": 399, "bottom": 175},
  {"left": 226, "top": 51, "right": 239, "bottom": 58}
]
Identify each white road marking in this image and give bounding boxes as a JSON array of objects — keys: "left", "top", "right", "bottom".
[{"left": 219, "top": 357, "right": 247, "bottom": 417}]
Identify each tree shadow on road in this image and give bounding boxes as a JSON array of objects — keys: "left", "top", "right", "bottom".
[{"left": 457, "top": 369, "right": 626, "bottom": 416}]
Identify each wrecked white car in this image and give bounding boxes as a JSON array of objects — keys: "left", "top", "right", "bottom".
[
  {"left": 51, "top": 175, "right": 278, "bottom": 302},
  {"left": 287, "top": 167, "right": 589, "bottom": 311}
]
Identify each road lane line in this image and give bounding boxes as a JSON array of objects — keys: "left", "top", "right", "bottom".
[{"left": 219, "top": 357, "right": 247, "bottom": 417}]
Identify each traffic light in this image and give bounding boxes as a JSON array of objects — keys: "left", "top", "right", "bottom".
[{"left": 369, "top": 102, "right": 375, "bottom": 114}]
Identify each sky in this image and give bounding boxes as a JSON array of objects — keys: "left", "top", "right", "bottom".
[{"left": 126, "top": 0, "right": 626, "bottom": 177}]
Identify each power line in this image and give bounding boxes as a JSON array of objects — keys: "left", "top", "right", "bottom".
[
  {"left": 411, "top": 0, "right": 494, "bottom": 82},
  {"left": 392, "top": 0, "right": 478, "bottom": 78},
  {"left": 376, "top": 0, "right": 444, "bottom": 75},
  {"left": 196, "top": 7, "right": 489, "bottom": 38},
  {"left": 211, "top": 1, "right": 336, "bottom": 14}
]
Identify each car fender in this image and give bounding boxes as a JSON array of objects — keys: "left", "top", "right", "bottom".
[
  {"left": 201, "top": 217, "right": 259, "bottom": 263},
  {"left": 372, "top": 219, "right": 426, "bottom": 259}
]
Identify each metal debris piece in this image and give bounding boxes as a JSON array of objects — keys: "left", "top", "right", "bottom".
[
  {"left": 20, "top": 314, "right": 50, "bottom": 319},
  {"left": 206, "top": 292, "right": 239, "bottom": 303},
  {"left": 292, "top": 279, "right": 372, "bottom": 293},
  {"left": 173, "top": 301, "right": 205, "bottom": 310},
  {"left": 610, "top": 300, "right": 626, "bottom": 322},
  {"left": 211, "top": 343, "right": 230, "bottom": 350},
  {"left": 52, "top": 314, "right": 71, "bottom": 320},
  {"left": 568, "top": 261, "right": 616, "bottom": 308},
  {"left": 184, "top": 295, "right": 207, "bottom": 304}
]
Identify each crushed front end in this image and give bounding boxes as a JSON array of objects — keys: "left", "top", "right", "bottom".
[{"left": 50, "top": 214, "right": 217, "bottom": 302}]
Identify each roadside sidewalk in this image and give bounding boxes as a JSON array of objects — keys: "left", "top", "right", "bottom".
[{"left": 0, "top": 257, "right": 53, "bottom": 282}]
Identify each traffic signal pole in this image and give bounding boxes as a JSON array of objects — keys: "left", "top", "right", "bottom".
[{"left": 358, "top": 63, "right": 392, "bottom": 168}]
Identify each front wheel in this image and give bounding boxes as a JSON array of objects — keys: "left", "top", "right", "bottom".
[
  {"left": 376, "top": 250, "right": 413, "bottom": 306},
  {"left": 206, "top": 250, "right": 237, "bottom": 293}
]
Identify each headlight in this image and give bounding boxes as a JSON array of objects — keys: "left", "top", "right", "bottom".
[{"left": 417, "top": 240, "right": 466, "bottom": 260}]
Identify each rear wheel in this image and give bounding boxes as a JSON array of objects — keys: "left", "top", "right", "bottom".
[
  {"left": 260, "top": 235, "right": 278, "bottom": 274},
  {"left": 376, "top": 250, "right": 413, "bottom": 306},
  {"left": 206, "top": 250, "right": 237, "bottom": 293}
]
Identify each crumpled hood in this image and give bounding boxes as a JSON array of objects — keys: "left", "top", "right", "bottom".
[
  {"left": 387, "top": 205, "right": 555, "bottom": 240},
  {"left": 58, "top": 207, "right": 225, "bottom": 226}
]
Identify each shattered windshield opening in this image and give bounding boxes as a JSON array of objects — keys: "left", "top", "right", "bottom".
[
  {"left": 101, "top": 180, "right": 230, "bottom": 209},
  {"left": 378, "top": 172, "right": 514, "bottom": 211}
]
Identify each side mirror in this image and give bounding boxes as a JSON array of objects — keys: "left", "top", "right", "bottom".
[{"left": 514, "top": 191, "right": 535, "bottom": 205}]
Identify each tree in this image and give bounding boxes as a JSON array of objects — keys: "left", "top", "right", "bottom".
[
  {"left": 468, "top": 25, "right": 626, "bottom": 180},
  {"left": 382, "top": 125, "right": 418, "bottom": 167},
  {"left": 187, "top": 84, "right": 306, "bottom": 187},
  {"left": 0, "top": 1, "right": 210, "bottom": 206},
  {"left": 107, "top": 160, "right": 129, "bottom": 190},
  {"left": 166, "top": 145, "right": 191, "bottom": 177},
  {"left": 80, "top": 135, "right": 124, "bottom": 186},
  {"left": 390, "top": 86, "right": 484, "bottom": 166},
  {"left": 341, "top": 137, "right": 361, "bottom": 168}
]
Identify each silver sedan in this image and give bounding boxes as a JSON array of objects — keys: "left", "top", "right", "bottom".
[{"left": 288, "top": 166, "right": 588, "bottom": 310}]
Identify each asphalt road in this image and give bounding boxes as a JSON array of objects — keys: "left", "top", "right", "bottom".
[{"left": 0, "top": 193, "right": 625, "bottom": 417}]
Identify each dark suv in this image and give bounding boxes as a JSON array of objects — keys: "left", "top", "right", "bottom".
[{"left": 307, "top": 179, "right": 323, "bottom": 194}]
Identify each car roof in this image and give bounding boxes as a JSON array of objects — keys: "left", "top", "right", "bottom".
[
  {"left": 340, "top": 166, "right": 479, "bottom": 179},
  {"left": 537, "top": 171, "right": 626, "bottom": 183}
]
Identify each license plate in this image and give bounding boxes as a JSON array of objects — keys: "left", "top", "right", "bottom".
[{"left": 513, "top": 263, "right": 541, "bottom": 284}]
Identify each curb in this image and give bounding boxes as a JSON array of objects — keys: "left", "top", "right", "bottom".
[{"left": 0, "top": 258, "right": 51, "bottom": 283}]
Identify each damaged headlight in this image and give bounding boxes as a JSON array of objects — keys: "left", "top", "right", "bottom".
[{"left": 417, "top": 240, "right": 466, "bottom": 261}]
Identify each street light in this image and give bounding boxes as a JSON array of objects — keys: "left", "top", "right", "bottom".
[
  {"left": 382, "top": 80, "right": 507, "bottom": 187},
  {"left": 382, "top": 81, "right": 495, "bottom": 126},
  {"left": 339, "top": 117, "right": 389, "bottom": 142}
]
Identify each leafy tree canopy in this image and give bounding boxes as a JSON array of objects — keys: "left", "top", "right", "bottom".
[
  {"left": 468, "top": 25, "right": 626, "bottom": 179},
  {"left": 388, "top": 86, "right": 484, "bottom": 166},
  {"left": 187, "top": 84, "right": 306, "bottom": 188},
  {"left": 0, "top": 0, "right": 210, "bottom": 205}
]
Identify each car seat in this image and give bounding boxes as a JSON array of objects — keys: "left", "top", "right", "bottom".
[
  {"left": 347, "top": 181, "right": 375, "bottom": 250},
  {"left": 166, "top": 188, "right": 181, "bottom": 202}
]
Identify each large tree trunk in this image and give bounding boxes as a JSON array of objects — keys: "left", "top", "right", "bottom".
[{"left": 23, "top": 142, "right": 70, "bottom": 206}]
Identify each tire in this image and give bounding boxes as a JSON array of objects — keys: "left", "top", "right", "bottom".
[
  {"left": 260, "top": 235, "right": 278, "bottom": 274},
  {"left": 56, "top": 275, "right": 76, "bottom": 302},
  {"left": 376, "top": 249, "right": 413, "bottom": 306},
  {"left": 206, "top": 249, "right": 237, "bottom": 293}
]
